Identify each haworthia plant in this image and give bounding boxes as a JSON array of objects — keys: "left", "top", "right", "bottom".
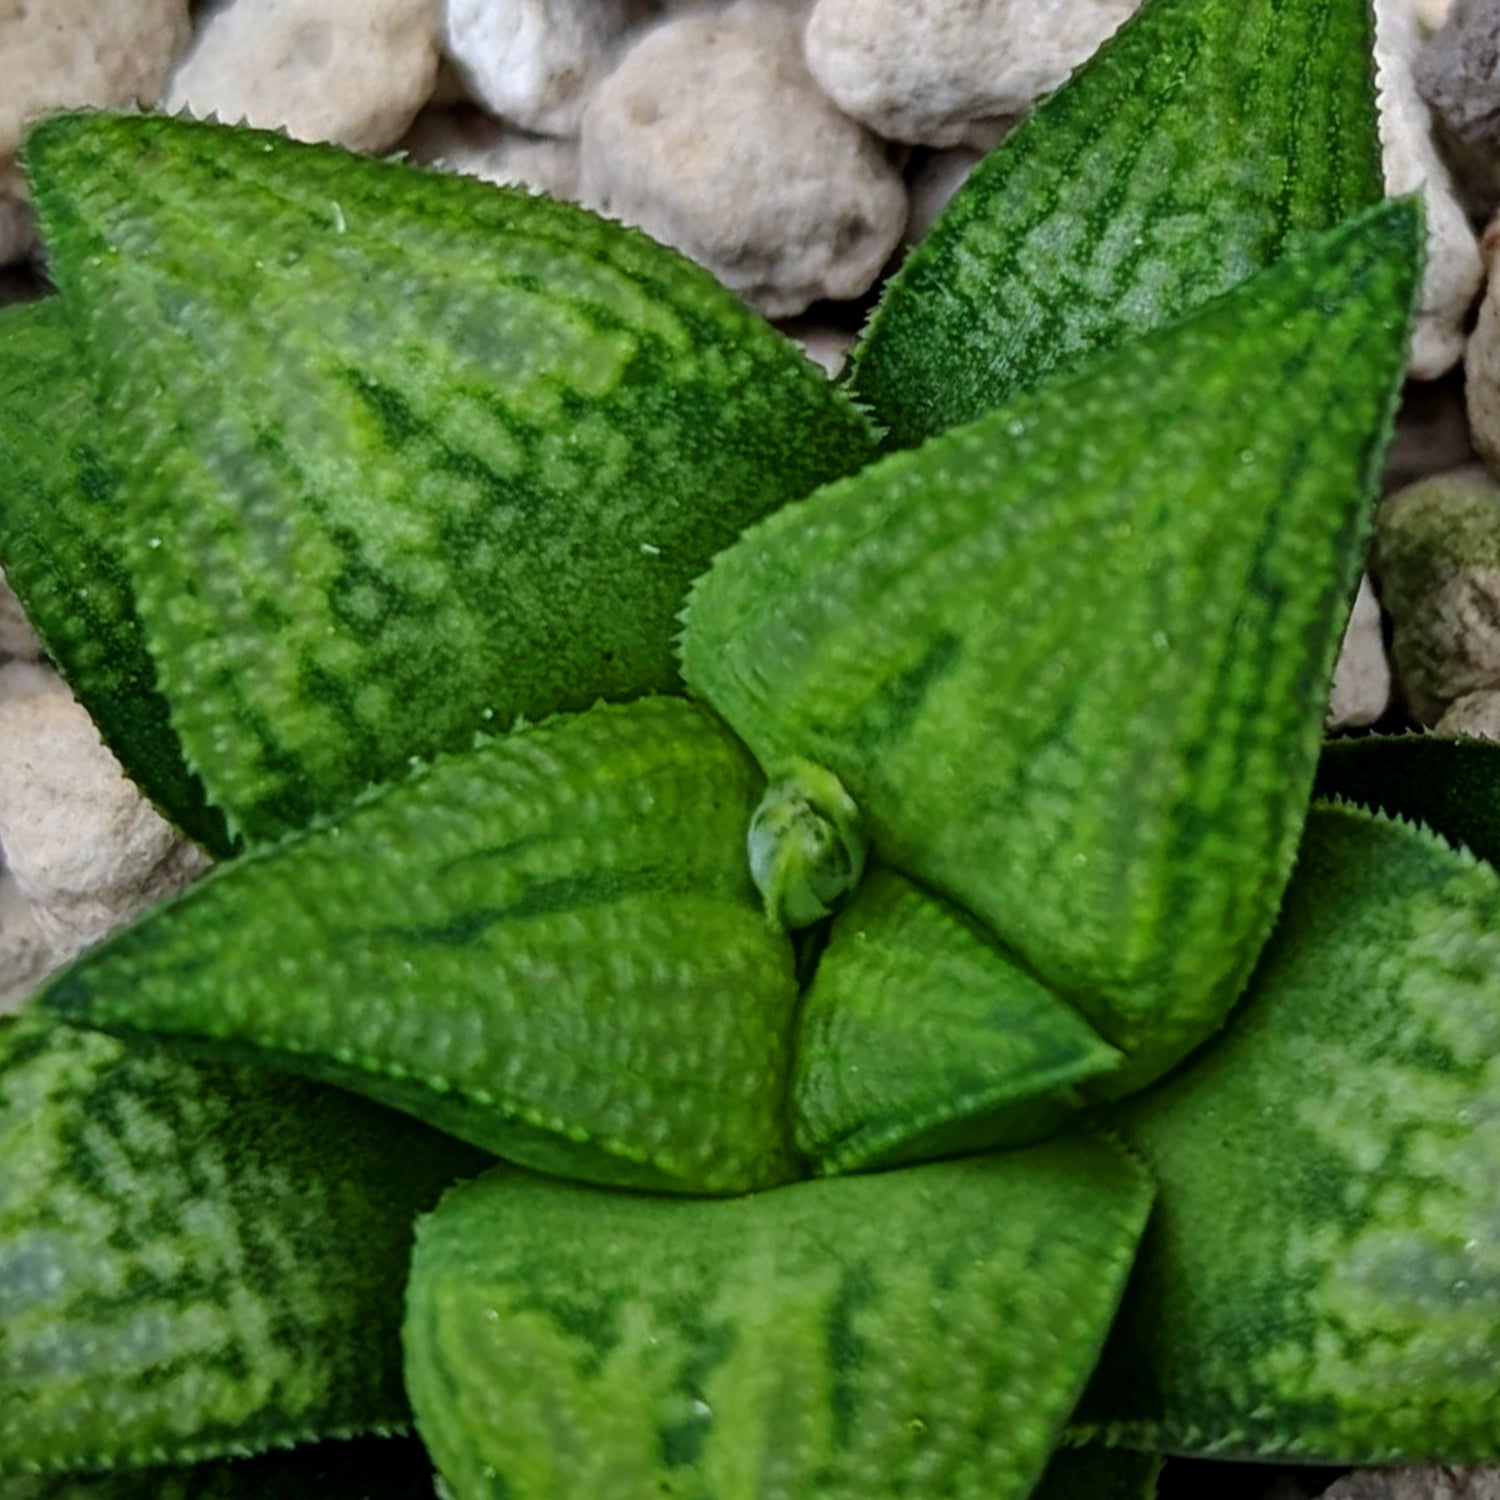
[
  {"left": 0, "top": 303, "right": 229, "bottom": 855},
  {"left": 1030, "top": 1446, "right": 1163, "bottom": 1500},
  {"left": 42, "top": 698, "right": 802, "bottom": 1196},
  {"left": 1078, "top": 805, "right": 1500, "bottom": 1461},
  {"left": 0, "top": 1437, "right": 438, "bottom": 1499},
  {"left": 20, "top": 110, "right": 877, "bottom": 845},
  {"left": 683, "top": 199, "right": 1420, "bottom": 1096},
  {"left": 1316, "top": 732, "right": 1500, "bottom": 868},
  {"left": 793, "top": 865, "right": 1121, "bottom": 1173},
  {"left": 846, "top": 0, "right": 1384, "bottom": 446},
  {"left": 0, "top": 1014, "right": 487, "bottom": 1476},
  {"left": 403, "top": 1141, "right": 1153, "bottom": 1500}
]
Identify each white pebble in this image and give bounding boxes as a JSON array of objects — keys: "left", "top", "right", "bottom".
[
  {"left": 803, "top": 0, "right": 1141, "bottom": 148},
  {"left": 164, "top": 0, "right": 440, "bottom": 154},
  {"left": 580, "top": 1, "right": 908, "bottom": 318}
]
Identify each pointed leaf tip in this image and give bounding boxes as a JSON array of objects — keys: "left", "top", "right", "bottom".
[
  {"left": 23, "top": 110, "right": 877, "bottom": 844},
  {"left": 847, "top": 0, "right": 1390, "bottom": 445},
  {"left": 684, "top": 199, "right": 1421, "bottom": 1098}
]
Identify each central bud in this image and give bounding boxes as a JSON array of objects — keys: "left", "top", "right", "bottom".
[{"left": 747, "top": 759, "right": 867, "bottom": 930}]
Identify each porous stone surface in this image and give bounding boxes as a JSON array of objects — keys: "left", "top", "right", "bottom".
[
  {"left": 1414, "top": 0, "right": 1500, "bottom": 211},
  {"left": 164, "top": 0, "right": 440, "bottom": 154},
  {"left": 803, "top": 0, "right": 1142, "bottom": 148},
  {"left": 0, "top": 567, "right": 41, "bottom": 663},
  {"left": 776, "top": 319, "right": 856, "bottom": 376},
  {"left": 1326, "top": 574, "right": 1393, "bottom": 730},
  {"left": 440, "top": 0, "right": 637, "bottom": 137},
  {"left": 399, "top": 104, "right": 581, "bottom": 199},
  {"left": 0, "top": 664, "right": 209, "bottom": 988},
  {"left": 1382, "top": 371, "right": 1477, "bottom": 493},
  {"left": 1376, "top": 0, "right": 1485, "bottom": 379},
  {"left": 1372, "top": 464, "right": 1500, "bottom": 723},
  {"left": 0, "top": 0, "right": 191, "bottom": 266},
  {"left": 905, "top": 142, "right": 988, "bottom": 244},
  {"left": 1319, "top": 1467, "right": 1500, "bottom": 1500},
  {"left": 580, "top": 1, "right": 908, "bottom": 317},
  {"left": 1435, "top": 687, "right": 1500, "bottom": 736},
  {"left": 1467, "top": 218, "right": 1500, "bottom": 467},
  {"left": 0, "top": 172, "right": 33, "bottom": 267}
]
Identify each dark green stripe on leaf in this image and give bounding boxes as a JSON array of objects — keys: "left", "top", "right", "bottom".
[
  {"left": 1079, "top": 805, "right": 1500, "bottom": 1462},
  {"left": 0, "top": 302, "right": 230, "bottom": 854},
  {"left": 847, "top": 0, "right": 1385, "bottom": 446},
  {"left": 40, "top": 699, "right": 801, "bottom": 1196},
  {"left": 0, "top": 1015, "right": 485, "bottom": 1477},
  {"left": 683, "top": 201, "right": 1420, "bottom": 1097},
  {"left": 22, "top": 111, "right": 877, "bottom": 845},
  {"left": 404, "top": 1140, "right": 1152, "bottom": 1500}
]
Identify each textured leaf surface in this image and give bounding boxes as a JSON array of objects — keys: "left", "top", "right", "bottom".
[
  {"left": 43, "top": 699, "right": 801, "bottom": 1195},
  {"left": 0, "top": 1436, "right": 437, "bottom": 1498},
  {"left": 683, "top": 202, "right": 1419, "bottom": 1096},
  {"left": 23, "top": 111, "right": 876, "bottom": 844},
  {"left": 0, "top": 1014, "right": 485, "bottom": 1477},
  {"left": 1316, "top": 733, "right": 1500, "bottom": 869},
  {"left": 404, "top": 1140, "right": 1153, "bottom": 1500},
  {"left": 793, "top": 866, "right": 1120, "bottom": 1173},
  {"left": 0, "top": 303, "right": 229, "bottom": 854},
  {"left": 1077, "top": 805, "right": 1500, "bottom": 1462},
  {"left": 1031, "top": 1445, "right": 1162, "bottom": 1500},
  {"left": 846, "top": 0, "right": 1384, "bottom": 447}
]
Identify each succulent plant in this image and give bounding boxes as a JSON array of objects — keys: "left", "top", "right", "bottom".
[{"left": 1, "top": 0, "right": 1496, "bottom": 1497}]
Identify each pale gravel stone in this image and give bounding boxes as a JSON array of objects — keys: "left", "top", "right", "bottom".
[
  {"left": 1382, "top": 371, "right": 1476, "bottom": 495},
  {"left": 0, "top": 566, "right": 41, "bottom": 663},
  {"left": 0, "top": 175, "right": 33, "bottom": 268},
  {"left": 1376, "top": 0, "right": 1485, "bottom": 379},
  {"left": 0, "top": 665, "right": 210, "bottom": 960},
  {"left": 1414, "top": 0, "right": 1456, "bottom": 30},
  {"left": 0, "top": 872, "right": 52, "bottom": 1015},
  {"left": 580, "top": 1, "right": 908, "bottom": 318},
  {"left": 1319, "top": 1466, "right": 1500, "bottom": 1500},
  {"left": 1435, "top": 687, "right": 1500, "bottom": 736},
  {"left": 440, "top": 0, "right": 637, "bottom": 137},
  {"left": 905, "top": 143, "right": 985, "bottom": 244},
  {"left": 1372, "top": 464, "right": 1500, "bottom": 723},
  {"left": 399, "top": 105, "right": 581, "bottom": 199},
  {"left": 803, "top": 0, "right": 1142, "bottom": 148},
  {"left": 1466, "top": 218, "right": 1500, "bottom": 472},
  {"left": 0, "top": 0, "right": 191, "bottom": 161},
  {"left": 1414, "top": 0, "right": 1500, "bottom": 212},
  {"left": 0, "top": 0, "right": 190, "bottom": 266},
  {"left": 776, "top": 320, "right": 855, "bottom": 376},
  {"left": 164, "top": 0, "right": 441, "bottom": 154},
  {"left": 1326, "top": 574, "right": 1393, "bottom": 730}
]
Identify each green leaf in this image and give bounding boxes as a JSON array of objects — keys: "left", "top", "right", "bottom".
[
  {"left": 1076, "top": 804, "right": 1500, "bottom": 1462},
  {"left": 1316, "top": 733, "right": 1500, "bottom": 870},
  {"left": 403, "top": 1139, "right": 1153, "bottom": 1500},
  {"left": 0, "top": 302, "right": 230, "bottom": 855},
  {"left": 793, "top": 865, "right": 1120, "bottom": 1173},
  {"left": 41, "top": 698, "right": 801, "bottom": 1196},
  {"left": 0, "top": 1437, "right": 437, "bottom": 1499},
  {"left": 682, "top": 200, "right": 1420, "bottom": 1097},
  {"left": 1031, "top": 1445, "right": 1162, "bottom": 1500},
  {"left": 845, "top": 0, "right": 1384, "bottom": 448},
  {"left": 0, "top": 1013, "right": 486, "bottom": 1477},
  {"left": 22, "top": 110, "right": 877, "bottom": 846}
]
